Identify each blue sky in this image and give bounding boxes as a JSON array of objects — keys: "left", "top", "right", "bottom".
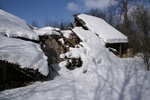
[
  {"left": 0, "top": 0, "right": 78, "bottom": 27},
  {"left": 0, "top": 0, "right": 115, "bottom": 27}
]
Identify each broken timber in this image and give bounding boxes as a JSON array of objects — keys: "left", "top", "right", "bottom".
[
  {"left": 55, "top": 30, "right": 78, "bottom": 47},
  {"left": 73, "top": 14, "right": 89, "bottom": 30}
]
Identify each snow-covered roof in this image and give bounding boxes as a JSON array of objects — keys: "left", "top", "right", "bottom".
[
  {"left": 77, "top": 14, "right": 128, "bottom": 43},
  {"left": 34, "top": 26, "right": 60, "bottom": 36},
  {"left": 0, "top": 9, "right": 39, "bottom": 40},
  {"left": 0, "top": 34, "right": 49, "bottom": 76}
]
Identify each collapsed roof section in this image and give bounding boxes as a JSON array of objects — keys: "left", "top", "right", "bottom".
[
  {"left": 34, "top": 26, "right": 60, "bottom": 36},
  {"left": 0, "top": 34, "right": 49, "bottom": 76},
  {"left": 37, "top": 27, "right": 80, "bottom": 65},
  {"left": 74, "top": 14, "right": 128, "bottom": 44},
  {"left": 0, "top": 9, "right": 39, "bottom": 41}
]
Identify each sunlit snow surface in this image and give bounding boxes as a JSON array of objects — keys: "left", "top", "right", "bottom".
[
  {"left": 0, "top": 34, "right": 49, "bottom": 75},
  {"left": 34, "top": 26, "right": 60, "bottom": 36},
  {"left": 0, "top": 9, "right": 39, "bottom": 40},
  {"left": 0, "top": 27, "right": 150, "bottom": 100}
]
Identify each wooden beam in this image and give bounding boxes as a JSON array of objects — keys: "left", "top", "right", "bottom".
[
  {"left": 73, "top": 14, "right": 89, "bottom": 30},
  {"left": 13, "top": 67, "right": 34, "bottom": 79},
  {"left": 55, "top": 30, "right": 76, "bottom": 47},
  {"left": 49, "top": 65, "right": 60, "bottom": 76}
]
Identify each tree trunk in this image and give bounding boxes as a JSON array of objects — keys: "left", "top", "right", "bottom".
[{"left": 145, "top": 56, "right": 150, "bottom": 71}]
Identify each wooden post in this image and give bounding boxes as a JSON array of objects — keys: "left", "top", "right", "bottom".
[{"left": 119, "top": 44, "right": 122, "bottom": 58}]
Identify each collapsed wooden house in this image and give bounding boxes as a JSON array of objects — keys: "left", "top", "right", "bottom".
[
  {"left": 73, "top": 14, "right": 129, "bottom": 57},
  {"left": 0, "top": 9, "right": 50, "bottom": 90},
  {"left": 0, "top": 9, "right": 130, "bottom": 91}
]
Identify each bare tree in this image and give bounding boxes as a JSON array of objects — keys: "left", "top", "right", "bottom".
[
  {"left": 86, "top": 8, "right": 107, "bottom": 21},
  {"left": 45, "top": 18, "right": 71, "bottom": 30},
  {"left": 115, "top": 0, "right": 134, "bottom": 38},
  {"left": 105, "top": 3, "right": 121, "bottom": 26},
  {"left": 60, "top": 19, "right": 72, "bottom": 30},
  {"left": 131, "top": 2, "right": 150, "bottom": 70},
  {"left": 45, "top": 18, "right": 60, "bottom": 28},
  {"left": 31, "top": 20, "right": 39, "bottom": 28},
  {"left": 111, "top": 0, "right": 145, "bottom": 57}
]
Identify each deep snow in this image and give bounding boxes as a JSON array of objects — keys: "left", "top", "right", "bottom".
[
  {"left": 0, "top": 27, "right": 150, "bottom": 100},
  {"left": 0, "top": 55, "right": 149, "bottom": 100}
]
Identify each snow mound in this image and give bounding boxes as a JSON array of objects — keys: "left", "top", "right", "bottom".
[
  {"left": 61, "top": 27, "right": 119, "bottom": 73},
  {"left": 0, "top": 34, "right": 49, "bottom": 75},
  {"left": 77, "top": 14, "right": 128, "bottom": 43},
  {"left": 34, "top": 26, "right": 60, "bottom": 36},
  {"left": 0, "top": 9, "right": 39, "bottom": 40}
]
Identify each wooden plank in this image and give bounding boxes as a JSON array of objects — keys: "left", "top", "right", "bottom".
[
  {"left": 55, "top": 30, "right": 76, "bottom": 47},
  {"left": 73, "top": 14, "right": 89, "bottom": 30}
]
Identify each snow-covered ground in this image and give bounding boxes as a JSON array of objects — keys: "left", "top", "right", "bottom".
[
  {"left": 0, "top": 55, "right": 149, "bottom": 100},
  {"left": 0, "top": 27, "right": 150, "bottom": 100}
]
